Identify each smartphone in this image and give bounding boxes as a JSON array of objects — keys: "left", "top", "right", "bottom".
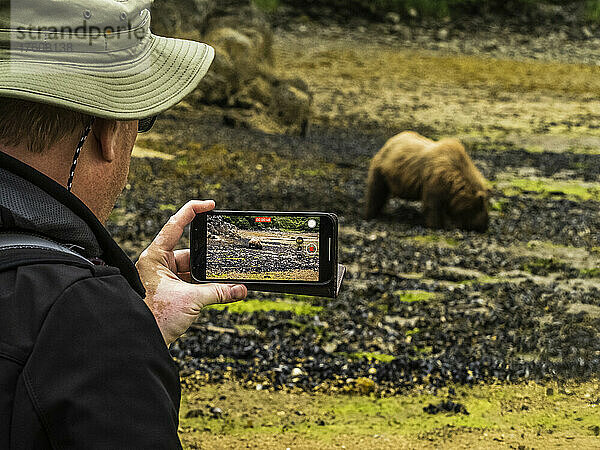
[{"left": 190, "top": 211, "right": 345, "bottom": 298}]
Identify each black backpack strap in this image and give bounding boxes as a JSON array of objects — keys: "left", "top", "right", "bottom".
[{"left": 0, "top": 232, "right": 95, "bottom": 272}]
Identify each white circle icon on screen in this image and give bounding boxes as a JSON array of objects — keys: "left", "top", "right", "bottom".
[{"left": 308, "top": 219, "right": 317, "bottom": 229}]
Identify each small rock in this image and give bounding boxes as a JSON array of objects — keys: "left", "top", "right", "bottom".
[
  {"left": 268, "top": 80, "right": 311, "bottom": 133},
  {"left": 185, "top": 409, "right": 205, "bottom": 418},
  {"left": 423, "top": 400, "right": 469, "bottom": 415},
  {"left": 437, "top": 28, "right": 449, "bottom": 41},
  {"left": 391, "top": 24, "right": 411, "bottom": 40},
  {"left": 322, "top": 342, "right": 338, "bottom": 353},
  {"left": 355, "top": 377, "right": 376, "bottom": 394},
  {"left": 385, "top": 12, "right": 401, "bottom": 24},
  {"left": 210, "top": 407, "right": 223, "bottom": 418},
  {"left": 582, "top": 26, "right": 593, "bottom": 39},
  {"left": 291, "top": 367, "right": 303, "bottom": 377}
]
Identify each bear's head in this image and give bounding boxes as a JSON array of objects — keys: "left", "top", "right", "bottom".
[{"left": 450, "top": 189, "right": 489, "bottom": 232}]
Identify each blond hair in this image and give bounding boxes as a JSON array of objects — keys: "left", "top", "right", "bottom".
[{"left": 0, "top": 98, "right": 92, "bottom": 154}]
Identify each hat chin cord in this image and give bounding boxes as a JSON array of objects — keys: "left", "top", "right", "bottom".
[{"left": 67, "top": 118, "right": 95, "bottom": 192}]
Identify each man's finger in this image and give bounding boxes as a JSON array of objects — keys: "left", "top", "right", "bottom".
[
  {"left": 153, "top": 200, "right": 215, "bottom": 251},
  {"left": 178, "top": 272, "right": 192, "bottom": 283},
  {"left": 197, "top": 283, "right": 247, "bottom": 307},
  {"left": 174, "top": 249, "right": 190, "bottom": 274}
]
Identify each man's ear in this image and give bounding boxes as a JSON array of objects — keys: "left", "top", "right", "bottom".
[{"left": 94, "top": 118, "right": 119, "bottom": 162}]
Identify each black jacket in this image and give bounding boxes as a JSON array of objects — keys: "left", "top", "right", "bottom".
[{"left": 0, "top": 151, "right": 182, "bottom": 449}]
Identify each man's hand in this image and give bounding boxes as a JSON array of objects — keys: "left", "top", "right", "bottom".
[{"left": 136, "top": 200, "right": 247, "bottom": 346}]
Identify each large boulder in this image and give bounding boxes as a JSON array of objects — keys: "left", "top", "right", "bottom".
[
  {"left": 153, "top": 0, "right": 312, "bottom": 136},
  {"left": 269, "top": 80, "right": 311, "bottom": 135},
  {"left": 151, "top": 0, "right": 218, "bottom": 36}
]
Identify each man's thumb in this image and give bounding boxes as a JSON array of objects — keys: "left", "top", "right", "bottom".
[{"left": 196, "top": 283, "right": 247, "bottom": 307}]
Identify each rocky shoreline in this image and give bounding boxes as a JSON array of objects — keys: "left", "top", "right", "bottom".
[{"left": 109, "top": 1, "right": 600, "bottom": 395}]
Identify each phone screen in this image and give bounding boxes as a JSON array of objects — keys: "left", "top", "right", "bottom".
[{"left": 206, "top": 214, "right": 321, "bottom": 281}]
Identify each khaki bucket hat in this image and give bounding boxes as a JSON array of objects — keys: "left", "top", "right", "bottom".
[{"left": 0, "top": 0, "right": 214, "bottom": 119}]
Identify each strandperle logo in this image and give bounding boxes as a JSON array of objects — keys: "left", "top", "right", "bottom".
[
  {"left": 15, "top": 19, "right": 145, "bottom": 41},
  {"left": 12, "top": 19, "right": 146, "bottom": 50},
  {"left": 6, "top": 1, "right": 152, "bottom": 55},
  {"left": 4, "top": 2, "right": 154, "bottom": 73}
]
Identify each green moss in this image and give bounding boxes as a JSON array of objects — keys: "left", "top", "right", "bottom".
[
  {"left": 586, "top": 0, "right": 600, "bottom": 22},
  {"left": 158, "top": 203, "right": 178, "bottom": 212},
  {"left": 286, "top": 319, "right": 305, "bottom": 328},
  {"left": 490, "top": 198, "right": 509, "bottom": 212},
  {"left": 233, "top": 324, "right": 260, "bottom": 334},
  {"left": 520, "top": 257, "right": 567, "bottom": 275},
  {"left": 474, "top": 275, "right": 512, "bottom": 284},
  {"left": 393, "top": 290, "right": 437, "bottom": 302},
  {"left": 252, "top": 0, "right": 279, "bottom": 12},
  {"left": 342, "top": 352, "right": 396, "bottom": 363},
  {"left": 406, "top": 327, "right": 420, "bottom": 336},
  {"left": 580, "top": 268, "right": 600, "bottom": 278},
  {"left": 206, "top": 299, "right": 323, "bottom": 315},
  {"left": 503, "top": 178, "right": 600, "bottom": 202},
  {"left": 413, "top": 345, "right": 433, "bottom": 355},
  {"left": 181, "top": 380, "right": 600, "bottom": 446}
]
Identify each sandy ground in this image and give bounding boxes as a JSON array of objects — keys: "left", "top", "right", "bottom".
[{"left": 111, "top": 20, "right": 600, "bottom": 450}]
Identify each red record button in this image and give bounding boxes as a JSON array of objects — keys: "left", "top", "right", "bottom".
[{"left": 306, "top": 243, "right": 318, "bottom": 255}]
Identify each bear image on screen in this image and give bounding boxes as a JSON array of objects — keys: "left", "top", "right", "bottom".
[{"left": 206, "top": 215, "right": 320, "bottom": 281}]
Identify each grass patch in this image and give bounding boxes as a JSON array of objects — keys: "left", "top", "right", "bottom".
[
  {"left": 566, "top": 145, "right": 600, "bottom": 155},
  {"left": 520, "top": 257, "right": 568, "bottom": 276},
  {"left": 158, "top": 203, "right": 178, "bottom": 212},
  {"left": 393, "top": 290, "right": 437, "bottom": 302},
  {"left": 490, "top": 198, "right": 510, "bottom": 212},
  {"left": 347, "top": 352, "right": 396, "bottom": 363},
  {"left": 499, "top": 178, "right": 600, "bottom": 202},
  {"left": 292, "top": 46, "right": 600, "bottom": 98},
  {"left": 252, "top": 0, "right": 279, "bottom": 12},
  {"left": 580, "top": 268, "right": 600, "bottom": 278},
  {"left": 207, "top": 269, "right": 319, "bottom": 281},
  {"left": 180, "top": 380, "right": 600, "bottom": 448},
  {"left": 586, "top": 0, "right": 600, "bottom": 22},
  {"left": 207, "top": 299, "right": 323, "bottom": 315}
]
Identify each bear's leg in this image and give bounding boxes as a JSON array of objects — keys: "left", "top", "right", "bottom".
[
  {"left": 422, "top": 189, "right": 445, "bottom": 229},
  {"left": 365, "top": 167, "right": 389, "bottom": 219}
]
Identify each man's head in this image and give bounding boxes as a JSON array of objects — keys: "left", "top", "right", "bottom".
[
  {"left": 0, "top": 97, "right": 138, "bottom": 223},
  {"left": 0, "top": 0, "right": 215, "bottom": 222}
]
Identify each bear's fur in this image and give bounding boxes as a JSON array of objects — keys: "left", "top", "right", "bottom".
[
  {"left": 365, "top": 131, "right": 490, "bottom": 231},
  {"left": 248, "top": 238, "right": 263, "bottom": 250}
]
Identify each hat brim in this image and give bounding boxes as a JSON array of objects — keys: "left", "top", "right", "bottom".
[{"left": 0, "top": 35, "right": 214, "bottom": 120}]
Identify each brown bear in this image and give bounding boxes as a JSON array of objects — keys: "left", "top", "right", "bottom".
[
  {"left": 365, "top": 131, "right": 490, "bottom": 231},
  {"left": 248, "top": 238, "right": 263, "bottom": 250}
]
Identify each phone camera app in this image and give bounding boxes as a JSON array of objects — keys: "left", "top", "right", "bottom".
[{"left": 207, "top": 215, "right": 321, "bottom": 281}]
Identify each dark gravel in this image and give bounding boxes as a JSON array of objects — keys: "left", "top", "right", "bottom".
[
  {"left": 424, "top": 400, "right": 469, "bottom": 415},
  {"left": 109, "top": 114, "right": 600, "bottom": 394}
]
